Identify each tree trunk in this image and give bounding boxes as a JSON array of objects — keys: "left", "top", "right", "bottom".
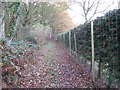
[{"left": 0, "top": 4, "right": 5, "bottom": 40}]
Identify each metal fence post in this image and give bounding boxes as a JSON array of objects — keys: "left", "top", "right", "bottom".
[
  {"left": 63, "top": 34, "right": 65, "bottom": 49},
  {"left": 91, "top": 20, "right": 95, "bottom": 81},
  {"left": 74, "top": 34, "right": 78, "bottom": 60},
  {"left": 69, "top": 31, "right": 72, "bottom": 55}
]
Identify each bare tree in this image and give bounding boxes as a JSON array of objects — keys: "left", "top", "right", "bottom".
[
  {"left": 0, "top": 3, "right": 5, "bottom": 40},
  {"left": 118, "top": 1, "right": 120, "bottom": 9},
  {"left": 69, "top": 0, "right": 115, "bottom": 23}
]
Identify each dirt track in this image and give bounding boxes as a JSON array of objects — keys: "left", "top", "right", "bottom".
[{"left": 18, "top": 40, "right": 97, "bottom": 88}]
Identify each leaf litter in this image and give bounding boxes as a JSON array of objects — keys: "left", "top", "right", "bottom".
[{"left": 7, "top": 40, "right": 100, "bottom": 88}]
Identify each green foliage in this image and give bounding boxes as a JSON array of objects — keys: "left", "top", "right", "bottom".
[
  {"left": 60, "top": 9, "right": 120, "bottom": 88},
  {"left": 1, "top": 38, "right": 39, "bottom": 86},
  {"left": 4, "top": 2, "right": 21, "bottom": 38}
]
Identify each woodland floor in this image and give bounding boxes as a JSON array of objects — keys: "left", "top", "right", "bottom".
[{"left": 13, "top": 40, "right": 101, "bottom": 88}]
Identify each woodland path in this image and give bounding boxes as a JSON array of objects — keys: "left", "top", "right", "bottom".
[{"left": 18, "top": 40, "right": 97, "bottom": 88}]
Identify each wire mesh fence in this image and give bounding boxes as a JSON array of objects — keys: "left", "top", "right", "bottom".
[{"left": 58, "top": 9, "right": 120, "bottom": 88}]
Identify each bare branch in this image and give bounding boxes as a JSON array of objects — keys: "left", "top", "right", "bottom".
[
  {"left": 96, "top": 1, "right": 115, "bottom": 13},
  {"left": 72, "top": 0, "right": 115, "bottom": 23},
  {"left": 88, "top": 0, "right": 100, "bottom": 21},
  {"left": 68, "top": 7, "right": 84, "bottom": 17}
]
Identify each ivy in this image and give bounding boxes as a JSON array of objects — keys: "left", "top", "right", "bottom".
[{"left": 61, "top": 9, "right": 120, "bottom": 88}]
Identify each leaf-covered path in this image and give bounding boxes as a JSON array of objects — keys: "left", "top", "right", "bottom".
[{"left": 18, "top": 40, "right": 97, "bottom": 88}]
